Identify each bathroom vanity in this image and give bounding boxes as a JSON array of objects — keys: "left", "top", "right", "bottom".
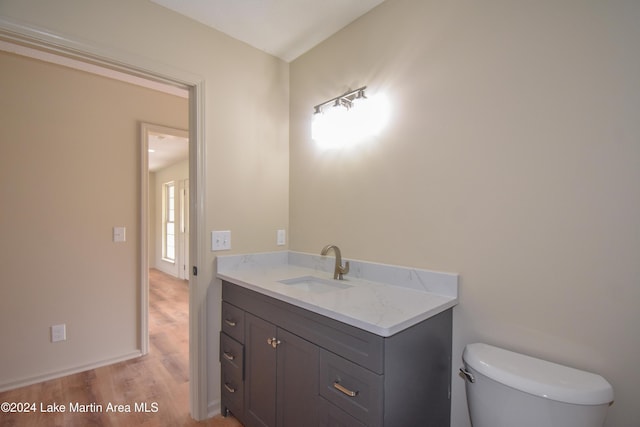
[{"left": 216, "top": 251, "right": 458, "bottom": 427}]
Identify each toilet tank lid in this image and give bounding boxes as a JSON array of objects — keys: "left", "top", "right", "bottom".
[{"left": 463, "top": 343, "right": 614, "bottom": 405}]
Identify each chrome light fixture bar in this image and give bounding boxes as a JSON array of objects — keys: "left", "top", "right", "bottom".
[{"left": 313, "top": 86, "right": 367, "bottom": 114}]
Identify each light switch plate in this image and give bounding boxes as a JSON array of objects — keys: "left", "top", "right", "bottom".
[
  {"left": 211, "top": 230, "right": 231, "bottom": 251},
  {"left": 113, "top": 226, "right": 126, "bottom": 242}
]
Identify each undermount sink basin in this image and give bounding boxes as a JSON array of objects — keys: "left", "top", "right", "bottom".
[{"left": 277, "top": 275, "right": 353, "bottom": 293}]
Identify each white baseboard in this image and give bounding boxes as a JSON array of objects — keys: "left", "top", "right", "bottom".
[
  {"left": 0, "top": 350, "right": 143, "bottom": 393},
  {"left": 208, "top": 398, "right": 221, "bottom": 418}
]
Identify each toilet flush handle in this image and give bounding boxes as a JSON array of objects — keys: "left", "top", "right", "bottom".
[{"left": 459, "top": 368, "right": 475, "bottom": 383}]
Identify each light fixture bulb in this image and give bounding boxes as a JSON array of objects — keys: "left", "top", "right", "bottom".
[{"left": 311, "top": 110, "right": 328, "bottom": 142}]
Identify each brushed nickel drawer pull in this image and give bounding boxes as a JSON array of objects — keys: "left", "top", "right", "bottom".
[
  {"left": 333, "top": 381, "right": 358, "bottom": 397},
  {"left": 224, "top": 319, "right": 237, "bottom": 327},
  {"left": 224, "top": 383, "right": 236, "bottom": 393},
  {"left": 223, "top": 351, "right": 235, "bottom": 361}
]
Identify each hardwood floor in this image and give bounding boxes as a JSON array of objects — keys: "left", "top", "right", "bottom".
[{"left": 0, "top": 269, "right": 242, "bottom": 427}]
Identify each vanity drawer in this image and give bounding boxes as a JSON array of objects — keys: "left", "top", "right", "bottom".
[
  {"left": 221, "top": 361, "right": 244, "bottom": 417},
  {"left": 319, "top": 349, "right": 383, "bottom": 427},
  {"left": 222, "top": 301, "right": 245, "bottom": 343},
  {"left": 220, "top": 332, "right": 244, "bottom": 376},
  {"left": 319, "top": 397, "right": 366, "bottom": 427}
]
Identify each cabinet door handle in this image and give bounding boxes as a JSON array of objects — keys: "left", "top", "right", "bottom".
[
  {"left": 222, "top": 351, "right": 235, "bottom": 361},
  {"left": 333, "top": 381, "right": 358, "bottom": 397},
  {"left": 224, "top": 318, "right": 237, "bottom": 327},
  {"left": 224, "top": 383, "right": 236, "bottom": 393},
  {"left": 267, "top": 337, "right": 281, "bottom": 349}
]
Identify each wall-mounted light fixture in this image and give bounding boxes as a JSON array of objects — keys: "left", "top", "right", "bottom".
[
  {"left": 313, "top": 86, "right": 367, "bottom": 115},
  {"left": 312, "top": 86, "right": 389, "bottom": 149}
]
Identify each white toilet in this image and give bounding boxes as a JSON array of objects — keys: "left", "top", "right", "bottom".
[{"left": 461, "top": 343, "right": 614, "bottom": 427}]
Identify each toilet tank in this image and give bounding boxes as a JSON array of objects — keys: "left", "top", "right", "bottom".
[{"left": 462, "top": 343, "right": 614, "bottom": 427}]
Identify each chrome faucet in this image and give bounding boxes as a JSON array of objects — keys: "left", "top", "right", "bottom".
[{"left": 320, "top": 244, "right": 350, "bottom": 280}]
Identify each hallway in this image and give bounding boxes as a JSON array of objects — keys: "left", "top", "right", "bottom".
[{"left": 0, "top": 269, "right": 242, "bottom": 427}]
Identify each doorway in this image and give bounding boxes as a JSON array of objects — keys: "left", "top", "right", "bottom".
[
  {"left": 0, "top": 28, "right": 208, "bottom": 420},
  {"left": 141, "top": 122, "right": 190, "bottom": 357},
  {"left": 144, "top": 124, "right": 190, "bottom": 280}
]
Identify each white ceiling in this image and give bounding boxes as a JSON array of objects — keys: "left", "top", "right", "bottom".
[
  {"left": 148, "top": 133, "right": 189, "bottom": 172},
  {"left": 150, "top": 0, "right": 386, "bottom": 62}
]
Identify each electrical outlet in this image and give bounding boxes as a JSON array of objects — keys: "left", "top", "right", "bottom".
[
  {"left": 51, "top": 324, "right": 66, "bottom": 342},
  {"left": 211, "top": 230, "right": 231, "bottom": 251},
  {"left": 277, "top": 229, "right": 286, "bottom": 246}
]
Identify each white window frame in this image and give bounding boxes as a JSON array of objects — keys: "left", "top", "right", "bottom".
[{"left": 162, "top": 181, "right": 176, "bottom": 263}]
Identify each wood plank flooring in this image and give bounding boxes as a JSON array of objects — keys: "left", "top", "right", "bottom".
[{"left": 0, "top": 269, "right": 243, "bottom": 427}]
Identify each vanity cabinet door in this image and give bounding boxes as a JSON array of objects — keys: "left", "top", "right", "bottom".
[
  {"left": 276, "top": 328, "right": 319, "bottom": 427},
  {"left": 244, "top": 313, "right": 320, "bottom": 427},
  {"left": 244, "top": 313, "right": 277, "bottom": 427}
]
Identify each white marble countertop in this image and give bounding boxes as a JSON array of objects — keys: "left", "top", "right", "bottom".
[{"left": 216, "top": 251, "right": 458, "bottom": 337}]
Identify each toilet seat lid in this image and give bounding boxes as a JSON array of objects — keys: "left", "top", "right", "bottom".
[{"left": 463, "top": 343, "right": 614, "bottom": 405}]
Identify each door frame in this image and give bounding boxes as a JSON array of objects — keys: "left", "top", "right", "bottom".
[
  {"left": 0, "top": 18, "right": 209, "bottom": 420},
  {"left": 180, "top": 178, "right": 190, "bottom": 280}
]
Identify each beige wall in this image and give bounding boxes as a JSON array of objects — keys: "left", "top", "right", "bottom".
[
  {"left": 0, "top": 0, "right": 289, "bottom": 412},
  {"left": 0, "top": 51, "right": 188, "bottom": 387},
  {"left": 290, "top": 0, "right": 640, "bottom": 426}
]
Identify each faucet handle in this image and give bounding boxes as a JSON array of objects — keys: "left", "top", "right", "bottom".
[
  {"left": 337, "top": 261, "right": 350, "bottom": 280},
  {"left": 341, "top": 261, "right": 350, "bottom": 275}
]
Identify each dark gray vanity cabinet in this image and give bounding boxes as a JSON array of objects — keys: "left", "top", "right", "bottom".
[{"left": 220, "top": 280, "right": 452, "bottom": 427}]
